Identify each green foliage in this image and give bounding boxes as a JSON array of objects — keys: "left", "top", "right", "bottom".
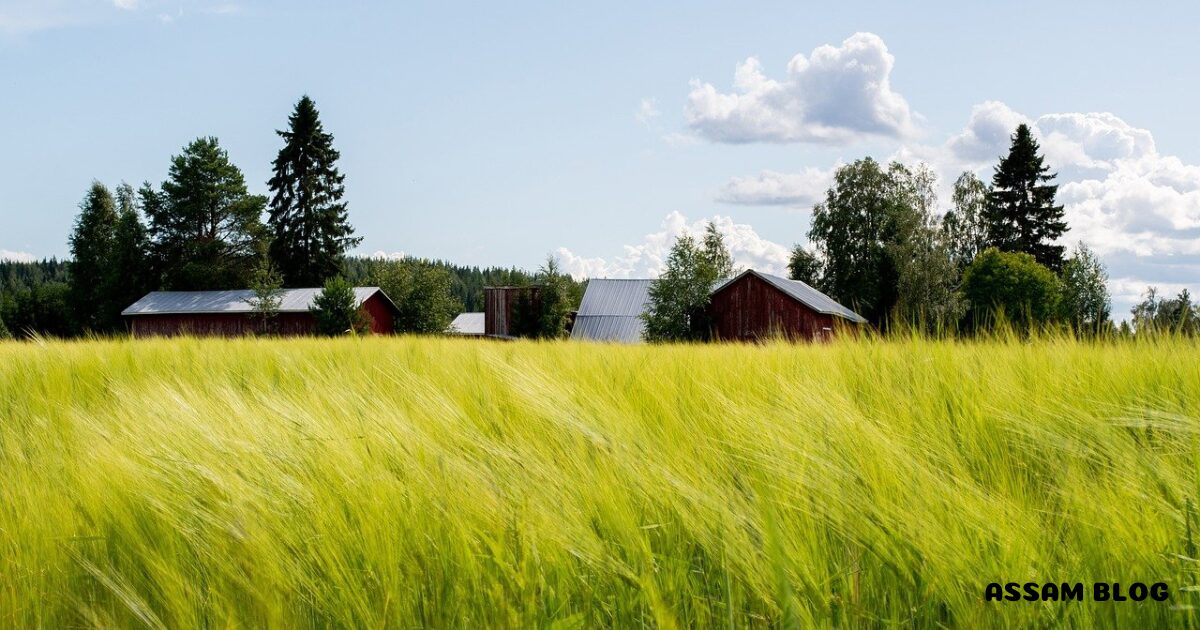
[
  {"left": 808, "top": 159, "right": 915, "bottom": 327},
  {"left": 244, "top": 259, "right": 285, "bottom": 334},
  {"left": 1131, "top": 287, "right": 1200, "bottom": 336},
  {"left": 941, "top": 171, "right": 991, "bottom": 270},
  {"left": 370, "top": 259, "right": 460, "bottom": 334},
  {"left": 0, "top": 313, "right": 8, "bottom": 339},
  {"left": 889, "top": 165, "right": 963, "bottom": 333},
  {"left": 342, "top": 257, "right": 555, "bottom": 313},
  {"left": 961, "top": 248, "right": 1061, "bottom": 333},
  {"left": 311, "top": 276, "right": 370, "bottom": 336},
  {"left": 985, "top": 124, "right": 1067, "bottom": 271},
  {"left": 510, "top": 256, "right": 574, "bottom": 339},
  {"left": 786, "top": 245, "right": 821, "bottom": 285},
  {"left": 144, "top": 137, "right": 268, "bottom": 291},
  {"left": 643, "top": 225, "right": 731, "bottom": 342},
  {"left": 1058, "top": 243, "right": 1111, "bottom": 334},
  {"left": 68, "top": 182, "right": 120, "bottom": 332},
  {"left": 108, "top": 183, "right": 153, "bottom": 323},
  {"left": 3, "top": 336, "right": 1200, "bottom": 628},
  {"left": 0, "top": 281, "right": 73, "bottom": 338},
  {"left": 267, "top": 96, "right": 361, "bottom": 287}
]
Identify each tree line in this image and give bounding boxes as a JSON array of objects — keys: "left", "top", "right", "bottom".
[
  {"left": 642, "top": 124, "right": 1195, "bottom": 340},
  {"left": 0, "top": 95, "right": 582, "bottom": 339}
]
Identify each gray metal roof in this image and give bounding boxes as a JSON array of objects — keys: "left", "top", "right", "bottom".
[
  {"left": 718, "top": 270, "right": 866, "bottom": 323},
  {"left": 121, "top": 287, "right": 395, "bottom": 316},
  {"left": 449, "top": 312, "right": 485, "bottom": 335},
  {"left": 570, "top": 279, "right": 653, "bottom": 343}
]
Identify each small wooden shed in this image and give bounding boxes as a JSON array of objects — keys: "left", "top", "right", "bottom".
[{"left": 709, "top": 270, "right": 865, "bottom": 342}]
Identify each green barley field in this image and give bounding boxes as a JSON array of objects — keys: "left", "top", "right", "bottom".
[{"left": 2, "top": 335, "right": 1199, "bottom": 628}]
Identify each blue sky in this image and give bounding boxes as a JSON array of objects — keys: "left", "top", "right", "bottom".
[{"left": 2, "top": 1, "right": 1199, "bottom": 316}]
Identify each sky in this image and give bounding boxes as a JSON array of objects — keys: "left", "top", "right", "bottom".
[{"left": 2, "top": 1, "right": 1199, "bottom": 317}]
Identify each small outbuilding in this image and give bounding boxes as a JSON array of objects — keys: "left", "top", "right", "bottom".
[
  {"left": 121, "top": 287, "right": 400, "bottom": 337},
  {"left": 569, "top": 279, "right": 653, "bottom": 343},
  {"left": 709, "top": 270, "right": 865, "bottom": 342},
  {"left": 449, "top": 312, "right": 485, "bottom": 336}
]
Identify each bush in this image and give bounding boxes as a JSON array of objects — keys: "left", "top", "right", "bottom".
[
  {"left": 311, "top": 277, "right": 370, "bottom": 336},
  {"left": 961, "top": 248, "right": 1060, "bottom": 333}
]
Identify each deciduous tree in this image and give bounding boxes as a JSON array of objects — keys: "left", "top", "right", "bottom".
[{"left": 68, "top": 182, "right": 119, "bottom": 332}]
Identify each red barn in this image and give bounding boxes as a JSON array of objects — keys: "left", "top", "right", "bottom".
[
  {"left": 121, "top": 287, "right": 400, "bottom": 337},
  {"left": 709, "top": 270, "right": 865, "bottom": 342}
]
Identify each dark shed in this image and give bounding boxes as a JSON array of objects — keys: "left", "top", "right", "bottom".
[
  {"left": 709, "top": 270, "right": 865, "bottom": 342},
  {"left": 483, "top": 286, "right": 540, "bottom": 338},
  {"left": 121, "top": 287, "right": 400, "bottom": 337}
]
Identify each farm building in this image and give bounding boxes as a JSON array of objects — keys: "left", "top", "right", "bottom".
[
  {"left": 570, "top": 271, "right": 864, "bottom": 343},
  {"left": 449, "top": 312, "right": 485, "bottom": 336},
  {"left": 709, "top": 270, "right": 865, "bottom": 342},
  {"left": 121, "top": 287, "right": 400, "bottom": 337},
  {"left": 569, "top": 279, "right": 653, "bottom": 343},
  {"left": 483, "top": 286, "right": 540, "bottom": 338}
]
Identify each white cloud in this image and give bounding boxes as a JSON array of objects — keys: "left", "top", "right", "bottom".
[
  {"left": 635, "top": 98, "right": 660, "bottom": 125},
  {"left": 369, "top": 250, "right": 408, "bottom": 261},
  {"left": 716, "top": 166, "right": 835, "bottom": 207},
  {"left": 556, "top": 211, "right": 790, "bottom": 280},
  {"left": 0, "top": 249, "right": 36, "bottom": 262},
  {"left": 945, "top": 101, "right": 1031, "bottom": 164},
  {"left": 685, "top": 32, "right": 916, "bottom": 144},
  {"left": 112, "top": 0, "right": 138, "bottom": 9}
]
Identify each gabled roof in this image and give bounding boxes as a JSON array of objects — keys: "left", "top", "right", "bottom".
[
  {"left": 121, "top": 287, "right": 399, "bottom": 316},
  {"left": 570, "top": 279, "right": 653, "bottom": 343},
  {"left": 449, "top": 312, "right": 485, "bottom": 335},
  {"left": 712, "top": 270, "right": 867, "bottom": 324}
]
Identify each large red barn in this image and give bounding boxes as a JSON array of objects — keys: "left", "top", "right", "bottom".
[
  {"left": 709, "top": 270, "right": 865, "bottom": 342},
  {"left": 121, "top": 287, "right": 400, "bottom": 337}
]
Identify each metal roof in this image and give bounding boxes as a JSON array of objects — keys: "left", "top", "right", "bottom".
[
  {"left": 570, "top": 279, "right": 653, "bottom": 343},
  {"left": 717, "top": 270, "right": 867, "bottom": 323},
  {"left": 449, "top": 312, "right": 485, "bottom": 335},
  {"left": 121, "top": 287, "right": 396, "bottom": 316}
]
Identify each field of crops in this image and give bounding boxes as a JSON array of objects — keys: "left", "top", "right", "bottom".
[{"left": 2, "top": 335, "right": 1199, "bottom": 627}]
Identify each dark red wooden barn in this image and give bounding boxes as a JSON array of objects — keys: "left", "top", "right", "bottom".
[
  {"left": 121, "top": 287, "right": 400, "bottom": 337},
  {"left": 709, "top": 270, "right": 865, "bottom": 342}
]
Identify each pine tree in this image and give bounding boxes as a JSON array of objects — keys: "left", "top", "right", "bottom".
[
  {"left": 145, "top": 137, "right": 267, "bottom": 291},
  {"left": 268, "top": 96, "right": 361, "bottom": 287},
  {"left": 68, "top": 182, "right": 119, "bottom": 332},
  {"left": 985, "top": 124, "right": 1067, "bottom": 271},
  {"left": 108, "top": 183, "right": 153, "bottom": 321}
]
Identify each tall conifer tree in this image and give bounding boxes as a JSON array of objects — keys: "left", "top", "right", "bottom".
[
  {"left": 985, "top": 124, "right": 1067, "bottom": 271},
  {"left": 268, "top": 96, "right": 361, "bottom": 287},
  {"left": 68, "top": 182, "right": 119, "bottom": 331}
]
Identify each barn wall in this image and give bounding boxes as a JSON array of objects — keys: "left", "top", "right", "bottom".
[
  {"left": 360, "top": 294, "right": 396, "bottom": 334},
  {"left": 710, "top": 274, "right": 837, "bottom": 342},
  {"left": 129, "top": 313, "right": 318, "bottom": 338}
]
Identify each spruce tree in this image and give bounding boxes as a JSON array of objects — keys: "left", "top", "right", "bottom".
[
  {"left": 145, "top": 137, "right": 267, "bottom": 291},
  {"left": 68, "top": 182, "right": 119, "bottom": 331},
  {"left": 108, "top": 183, "right": 153, "bottom": 319},
  {"left": 268, "top": 96, "right": 361, "bottom": 287},
  {"left": 985, "top": 124, "right": 1067, "bottom": 271}
]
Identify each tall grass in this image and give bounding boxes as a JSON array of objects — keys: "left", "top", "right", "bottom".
[{"left": 1, "top": 335, "right": 1199, "bottom": 627}]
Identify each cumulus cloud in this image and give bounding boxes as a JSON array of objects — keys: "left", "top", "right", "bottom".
[
  {"left": 945, "top": 101, "right": 1031, "bottom": 164},
  {"left": 716, "top": 166, "right": 834, "bottom": 207},
  {"left": 0, "top": 249, "right": 36, "bottom": 262},
  {"left": 685, "top": 32, "right": 916, "bottom": 144},
  {"left": 556, "top": 212, "right": 790, "bottom": 279}
]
